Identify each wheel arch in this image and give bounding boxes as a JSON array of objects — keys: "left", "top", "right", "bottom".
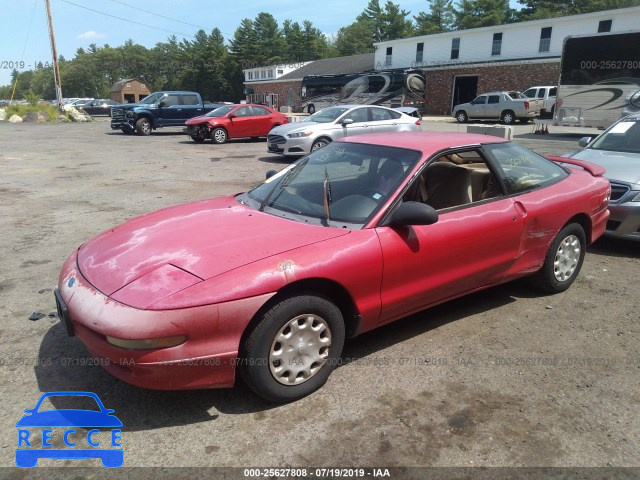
[
  {"left": 564, "top": 213, "right": 592, "bottom": 245},
  {"left": 238, "top": 278, "right": 362, "bottom": 358},
  {"left": 136, "top": 112, "right": 154, "bottom": 127}
]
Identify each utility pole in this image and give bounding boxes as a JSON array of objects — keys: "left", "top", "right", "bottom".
[{"left": 45, "top": 0, "right": 63, "bottom": 108}]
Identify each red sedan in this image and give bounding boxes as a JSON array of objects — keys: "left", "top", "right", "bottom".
[
  {"left": 55, "top": 132, "right": 610, "bottom": 402},
  {"left": 185, "top": 104, "right": 288, "bottom": 144}
]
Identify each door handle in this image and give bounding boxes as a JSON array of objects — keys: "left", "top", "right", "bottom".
[{"left": 513, "top": 201, "right": 527, "bottom": 218}]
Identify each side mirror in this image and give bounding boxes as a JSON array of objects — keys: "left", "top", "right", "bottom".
[
  {"left": 158, "top": 101, "right": 168, "bottom": 108},
  {"left": 578, "top": 136, "right": 592, "bottom": 148},
  {"left": 228, "top": 113, "right": 237, "bottom": 119},
  {"left": 266, "top": 170, "right": 277, "bottom": 179},
  {"left": 384, "top": 202, "right": 438, "bottom": 228},
  {"left": 341, "top": 118, "right": 354, "bottom": 125}
]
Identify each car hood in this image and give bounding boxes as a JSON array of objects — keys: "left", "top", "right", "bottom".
[
  {"left": 270, "top": 121, "right": 328, "bottom": 135},
  {"left": 77, "top": 195, "right": 350, "bottom": 299},
  {"left": 568, "top": 149, "right": 640, "bottom": 186},
  {"left": 185, "top": 115, "right": 214, "bottom": 125}
]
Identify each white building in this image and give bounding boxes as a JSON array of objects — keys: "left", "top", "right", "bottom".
[
  {"left": 243, "top": 62, "right": 312, "bottom": 83},
  {"left": 372, "top": 6, "right": 640, "bottom": 114}
]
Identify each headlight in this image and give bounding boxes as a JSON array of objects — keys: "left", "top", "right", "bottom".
[
  {"left": 287, "top": 131, "right": 312, "bottom": 138},
  {"left": 106, "top": 335, "right": 186, "bottom": 350},
  {"left": 632, "top": 192, "right": 640, "bottom": 202},
  {"left": 125, "top": 110, "right": 135, "bottom": 118}
]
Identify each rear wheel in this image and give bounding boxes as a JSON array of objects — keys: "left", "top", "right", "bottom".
[
  {"left": 532, "top": 223, "right": 586, "bottom": 293},
  {"left": 308, "top": 104, "right": 316, "bottom": 115},
  {"left": 211, "top": 127, "right": 228, "bottom": 144},
  {"left": 455, "top": 111, "right": 468, "bottom": 123},
  {"left": 501, "top": 110, "right": 515, "bottom": 125},
  {"left": 240, "top": 294, "right": 345, "bottom": 403},
  {"left": 191, "top": 135, "right": 205, "bottom": 143}
]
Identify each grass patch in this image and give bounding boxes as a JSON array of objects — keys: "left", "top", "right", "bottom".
[{"left": 3, "top": 103, "right": 66, "bottom": 122}]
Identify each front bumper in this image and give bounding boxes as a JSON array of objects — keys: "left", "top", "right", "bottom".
[
  {"left": 56, "top": 250, "right": 274, "bottom": 390},
  {"left": 605, "top": 198, "right": 640, "bottom": 241},
  {"left": 267, "top": 134, "right": 313, "bottom": 156},
  {"left": 110, "top": 119, "right": 135, "bottom": 131}
]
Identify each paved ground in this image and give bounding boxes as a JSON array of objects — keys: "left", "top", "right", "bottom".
[{"left": 0, "top": 118, "right": 638, "bottom": 471}]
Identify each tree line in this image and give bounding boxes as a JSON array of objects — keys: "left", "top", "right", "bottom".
[{"left": 1, "top": 0, "right": 637, "bottom": 101}]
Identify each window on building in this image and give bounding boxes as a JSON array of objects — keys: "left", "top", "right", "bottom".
[
  {"left": 416, "top": 43, "right": 424, "bottom": 63},
  {"left": 598, "top": 19, "right": 612, "bottom": 32},
  {"left": 268, "top": 70, "right": 274, "bottom": 78},
  {"left": 451, "top": 38, "right": 460, "bottom": 60},
  {"left": 539, "top": 27, "right": 552, "bottom": 52},
  {"left": 277, "top": 69, "right": 284, "bottom": 74},
  {"left": 386, "top": 47, "right": 393, "bottom": 66},
  {"left": 491, "top": 33, "right": 502, "bottom": 56},
  {"left": 261, "top": 70, "right": 266, "bottom": 79},
  {"left": 248, "top": 72, "right": 253, "bottom": 80}
]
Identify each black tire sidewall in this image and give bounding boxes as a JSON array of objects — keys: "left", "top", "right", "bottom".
[
  {"left": 501, "top": 111, "right": 515, "bottom": 124},
  {"left": 538, "top": 223, "right": 586, "bottom": 293},
  {"left": 135, "top": 118, "right": 151, "bottom": 135},
  {"left": 241, "top": 295, "right": 345, "bottom": 403},
  {"left": 456, "top": 111, "right": 467, "bottom": 123}
]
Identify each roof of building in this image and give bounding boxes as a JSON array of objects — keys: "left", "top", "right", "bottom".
[
  {"left": 110, "top": 79, "right": 150, "bottom": 92},
  {"left": 277, "top": 53, "right": 375, "bottom": 81}
]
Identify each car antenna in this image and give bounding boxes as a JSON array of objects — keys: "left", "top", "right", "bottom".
[{"left": 323, "top": 166, "right": 332, "bottom": 227}]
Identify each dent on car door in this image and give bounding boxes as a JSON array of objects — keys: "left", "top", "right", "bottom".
[
  {"left": 375, "top": 149, "right": 526, "bottom": 324},
  {"left": 481, "top": 142, "right": 573, "bottom": 273}
]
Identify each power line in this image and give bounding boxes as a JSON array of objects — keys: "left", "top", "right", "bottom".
[
  {"left": 105, "top": 0, "right": 210, "bottom": 31},
  {"left": 58, "top": 0, "right": 195, "bottom": 38},
  {"left": 11, "top": 0, "right": 39, "bottom": 101}
]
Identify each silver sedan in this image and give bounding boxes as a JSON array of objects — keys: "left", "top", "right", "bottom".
[
  {"left": 566, "top": 113, "right": 640, "bottom": 241},
  {"left": 267, "top": 105, "right": 421, "bottom": 157}
]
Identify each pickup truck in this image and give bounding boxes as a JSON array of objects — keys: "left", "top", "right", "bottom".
[
  {"left": 452, "top": 91, "right": 543, "bottom": 125},
  {"left": 523, "top": 85, "right": 557, "bottom": 119},
  {"left": 110, "top": 91, "right": 220, "bottom": 135}
]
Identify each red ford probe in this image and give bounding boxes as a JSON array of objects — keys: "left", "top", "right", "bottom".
[
  {"left": 184, "top": 103, "right": 288, "bottom": 144},
  {"left": 55, "top": 132, "right": 610, "bottom": 402}
]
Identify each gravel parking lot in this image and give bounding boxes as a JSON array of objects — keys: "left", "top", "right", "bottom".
[{"left": 1, "top": 118, "right": 638, "bottom": 473}]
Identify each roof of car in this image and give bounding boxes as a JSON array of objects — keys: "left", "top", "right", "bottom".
[{"left": 338, "top": 131, "right": 509, "bottom": 153}]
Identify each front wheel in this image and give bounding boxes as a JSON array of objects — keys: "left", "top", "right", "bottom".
[
  {"left": 211, "top": 127, "right": 227, "bottom": 144},
  {"left": 190, "top": 135, "right": 205, "bottom": 143},
  {"left": 308, "top": 104, "right": 315, "bottom": 115},
  {"left": 135, "top": 117, "right": 151, "bottom": 135},
  {"left": 240, "top": 294, "right": 345, "bottom": 403},
  {"left": 501, "top": 110, "right": 515, "bottom": 125},
  {"left": 532, "top": 223, "right": 586, "bottom": 293},
  {"left": 311, "top": 137, "right": 331, "bottom": 151},
  {"left": 455, "top": 111, "right": 468, "bottom": 123}
]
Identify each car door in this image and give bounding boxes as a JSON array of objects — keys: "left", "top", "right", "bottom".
[
  {"left": 82, "top": 100, "right": 97, "bottom": 115},
  {"left": 227, "top": 106, "right": 254, "bottom": 138},
  {"left": 375, "top": 149, "right": 526, "bottom": 323},
  {"left": 369, "top": 107, "right": 398, "bottom": 133},
  {"left": 485, "top": 94, "right": 501, "bottom": 119},
  {"left": 331, "top": 107, "right": 371, "bottom": 139},
  {"left": 179, "top": 94, "right": 206, "bottom": 121},
  {"left": 250, "top": 106, "right": 274, "bottom": 136},
  {"left": 469, "top": 95, "right": 487, "bottom": 119},
  {"left": 156, "top": 94, "right": 181, "bottom": 126}
]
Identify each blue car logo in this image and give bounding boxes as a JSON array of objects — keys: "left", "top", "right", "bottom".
[{"left": 16, "top": 391, "right": 123, "bottom": 468}]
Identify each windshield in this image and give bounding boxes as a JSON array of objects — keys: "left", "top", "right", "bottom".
[
  {"left": 589, "top": 119, "right": 640, "bottom": 153},
  {"left": 139, "top": 92, "right": 164, "bottom": 104},
  {"left": 305, "top": 107, "right": 350, "bottom": 123},
  {"left": 241, "top": 142, "right": 422, "bottom": 227},
  {"left": 206, "top": 105, "right": 235, "bottom": 117}
]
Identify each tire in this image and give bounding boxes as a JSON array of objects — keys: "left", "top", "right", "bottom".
[
  {"left": 532, "top": 223, "right": 586, "bottom": 294},
  {"left": 308, "top": 104, "right": 315, "bottom": 115},
  {"left": 519, "top": 117, "right": 530, "bottom": 123},
  {"left": 311, "top": 137, "right": 331, "bottom": 151},
  {"left": 211, "top": 127, "right": 227, "bottom": 144},
  {"left": 501, "top": 110, "right": 515, "bottom": 125},
  {"left": 190, "top": 135, "right": 205, "bottom": 143},
  {"left": 135, "top": 117, "right": 151, "bottom": 136},
  {"left": 455, "top": 110, "right": 468, "bottom": 123},
  {"left": 240, "top": 294, "right": 345, "bottom": 403}
]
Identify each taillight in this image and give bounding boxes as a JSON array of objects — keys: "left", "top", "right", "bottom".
[
  {"left": 415, "top": 119, "right": 421, "bottom": 125},
  {"left": 524, "top": 101, "right": 529, "bottom": 110}
]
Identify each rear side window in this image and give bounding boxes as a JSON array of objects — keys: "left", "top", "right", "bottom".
[
  {"left": 163, "top": 95, "right": 180, "bottom": 106},
  {"left": 371, "top": 108, "right": 393, "bottom": 121},
  {"left": 484, "top": 143, "right": 568, "bottom": 194},
  {"left": 251, "top": 106, "right": 271, "bottom": 116},
  {"left": 180, "top": 94, "right": 199, "bottom": 105},
  {"left": 389, "top": 110, "right": 402, "bottom": 119},
  {"left": 549, "top": 87, "right": 557, "bottom": 96},
  {"left": 487, "top": 95, "right": 500, "bottom": 104}
]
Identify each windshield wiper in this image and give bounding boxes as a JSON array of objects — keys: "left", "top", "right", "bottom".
[
  {"left": 322, "top": 166, "right": 332, "bottom": 227},
  {"left": 258, "top": 157, "right": 310, "bottom": 212}
]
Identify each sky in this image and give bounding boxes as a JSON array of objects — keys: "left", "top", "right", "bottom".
[{"left": 0, "top": 0, "right": 522, "bottom": 86}]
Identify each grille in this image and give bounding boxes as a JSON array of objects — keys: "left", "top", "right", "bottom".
[
  {"left": 111, "top": 108, "right": 124, "bottom": 120},
  {"left": 268, "top": 134, "right": 286, "bottom": 145},
  {"left": 609, "top": 182, "right": 629, "bottom": 202}
]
